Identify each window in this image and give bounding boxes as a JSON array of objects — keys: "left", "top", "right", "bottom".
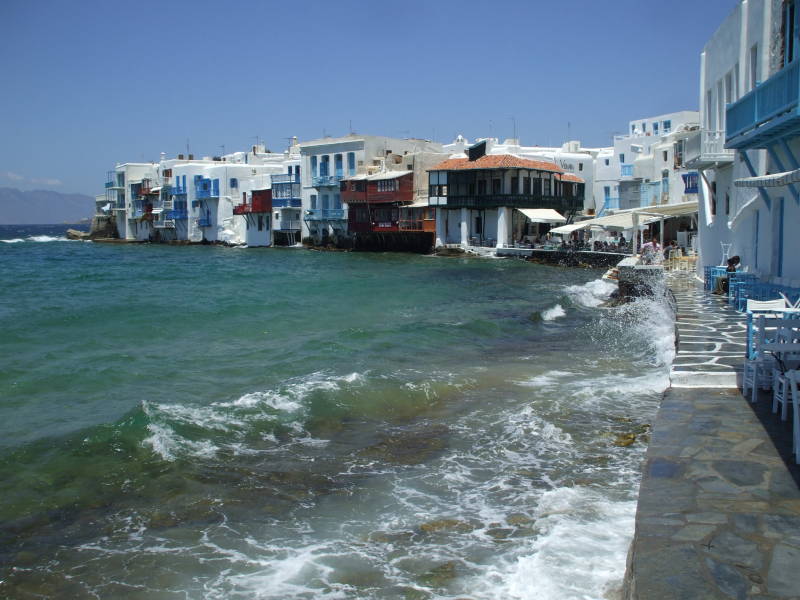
[
  {"left": 334, "top": 154, "right": 343, "bottom": 177},
  {"left": 377, "top": 179, "right": 399, "bottom": 192},
  {"left": 230, "top": 178, "right": 238, "bottom": 188},
  {"left": 511, "top": 177, "right": 518, "bottom": 193},
  {"left": 334, "top": 194, "right": 342, "bottom": 209},
  {"left": 725, "top": 192, "right": 730, "bottom": 215},
  {"left": 321, "top": 194, "right": 329, "bottom": 209},
  {"left": 604, "top": 186, "right": 610, "bottom": 199},
  {"left": 605, "top": 158, "right": 610, "bottom": 166},
  {"left": 478, "top": 180, "right": 487, "bottom": 195},
  {"left": 578, "top": 163, "right": 583, "bottom": 172},
  {"left": 492, "top": 178, "right": 501, "bottom": 194},
  {"left": 749, "top": 44, "right": 758, "bottom": 91},
  {"left": 347, "top": 152, "right": 356, "bottom": 176},
  {"left": 258, "top": 215, "right": 263, "bottom": 231},
  {"left": 663, "top": 150, "right": 668, "bottom": 162},
  {"left": 782, "top": 0, "right": 796, "bottom": 66},
  {"left": 619, "top": 153, "right": 625, "bottom": 164},
  {"left": 641, "top": 122, "right": 646, "bottom": 132},
  {"left": 320, "top": 155, "right": 329, "bottom": 177},
  {"left": 653, "top": 122, "right": 659, "bottom": 135},
  {"left": 711, "top": 182, "right": 717, "bottom": 216},
  {"left": 543, "top": 177, "right": 551, "bottom": 196},
  {"left": 310, "top": 194, "right": 317, "bottom": 209},
  {"left": 311, "top": 156, "right": 318, "bottom": 177},
  {"left": 631, "top": 124, "right": 636, "bottom": 134},
  {"left": 523, "top": 177, "right": 531, "bottom": 194}
]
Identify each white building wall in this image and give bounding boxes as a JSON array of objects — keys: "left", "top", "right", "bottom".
[{"left": 695, "top": 0, "right": 772, "bottom": 275}]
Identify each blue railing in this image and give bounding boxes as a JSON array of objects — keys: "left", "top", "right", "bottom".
[
  {"left": 311, "top": 175, "right": 344, "bottom": 187},
  {"left": 166, "top": 210, "right": 188, "bottom": 220},
  {"left": 726, "top": 59, "right": 800, "bottom": 145},
  {"left": 168, "top": 184, "right": 187, "bottom": 196},
  {"left": 272, "top": 198, "right": 302, "bottom": 208},
  {"left": 305, "top": 208, "right": 346, "bottom": 220},
  {"left": 271, "top": 174, "right": 300, "bottom": 184},
  {"left": 197, "top": 217, "right": 212, "bottom": 227},
  {"left": 596, "top": 197, "right": 620, "bottom": 217},
  {"left": 620, "top": 164, "right": 634, "bottom": 177},
  {"left": 105, "top": 181, "right": 113, "bottom": 188},
  {"left": 195, "top": 178, "right": 219, "bottom": 199}
]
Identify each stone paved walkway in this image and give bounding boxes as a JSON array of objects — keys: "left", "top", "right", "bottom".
[
  {"left": 669, "top": 274, "right": 748, "bottom": 389},
  {"left": 625, "top": 274, "right": 800, "bottom": 600}
]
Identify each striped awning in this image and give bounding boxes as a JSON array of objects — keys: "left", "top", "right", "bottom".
[{"left": 735, "top": 168, "right": 800, "bottom": 188}]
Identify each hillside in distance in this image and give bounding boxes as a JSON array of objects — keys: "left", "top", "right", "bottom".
[{"left": 0, "top": 187, "right": 95, "bottom": 224}]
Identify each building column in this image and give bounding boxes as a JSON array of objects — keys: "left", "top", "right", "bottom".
[
  {"left": 435, "top": 206, "right": 446, "bottom": 247},
  {"left": 460, "top": 207, "right": 469, "bottom": 247},
  {"left": 496, "top": 206, "right": 511, "bottom": 248}
]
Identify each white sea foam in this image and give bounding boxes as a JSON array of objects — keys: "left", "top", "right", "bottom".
[
  {"left": 142, "top": 422, "right": 218, "bottom": 461},
  {"left": 541, "top": 304, "right": 566, "bottom": 321},
  {"left": 28, "top": 235, "right": 70, "bottom": 242},
  {"left": 514, "top": 370, "right": 576, "bottom": 388},
  {"left": 477, "top": 487, "right": 636, "bottom": 600},
  {"left": 1, "top": 238, "right": 25, "bottom": 243},
  {"left": 565, "top": 279, "right": 617, "bottom": 308}
]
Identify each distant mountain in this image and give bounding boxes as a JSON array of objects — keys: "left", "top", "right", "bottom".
[{"left": 0, "top": 187, "right": 95, "bottom": 224}]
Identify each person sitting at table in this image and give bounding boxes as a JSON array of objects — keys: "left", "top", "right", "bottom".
[{"left": 713, "top": 255, "right": 741, "bottom": 295}]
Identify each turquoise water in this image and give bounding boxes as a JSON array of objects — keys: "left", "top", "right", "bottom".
[{"left": 0, "top": 227, "right": 673, "bottom": 599}]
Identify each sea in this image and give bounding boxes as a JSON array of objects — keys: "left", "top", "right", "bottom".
[{"left": 0, "top": 224, "right": 674, "bottom": 600}]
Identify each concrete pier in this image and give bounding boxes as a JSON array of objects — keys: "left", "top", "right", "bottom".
[{"left": 624, "top": 274, "right": 800, "bottom": 599}]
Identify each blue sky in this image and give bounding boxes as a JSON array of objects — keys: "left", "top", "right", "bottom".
[{"left": 0, "top": 0, "right": 738, "bottom": 196}]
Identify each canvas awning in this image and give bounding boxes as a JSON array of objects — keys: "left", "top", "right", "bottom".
[
  {"left": 516, "top": 208, "right": 566, "bottom": 223},
  {"left": 549, "top": 221, "right": 588, "bottom": 235},
  {"left": 405, "top": 200, "right": 429, "bottom": 208},
  {"left": 550, "top": 201, "right": 699, "bottom": 234}
]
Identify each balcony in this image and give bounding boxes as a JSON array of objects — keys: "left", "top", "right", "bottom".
[
  {"left": 683, "top": 129, "right": 734, "bottom": 168},
  {"left": 311, "top": 174, "right": 344, "bottom": 187},
  {"left": 197, "top": 217, "right": 212, "bottom": 228},
  {"left": 275, "top": 219, "right": 302, "bottom": 231},
  {"left": 272, "top": 198, "right": 302, "bottom": 208},
  {"left": 597, "top": 197, "right": 620, "bottom": 217},
  {"left": 271, "top": 173, "right": 301, "bottom": 184},
  {"left": 435, "top": 194, "right": 582, "bottom": 211},
  {"left": 154, "top": 219, "right": 176, "bottom": 229},
  {"left": 195, "top": 178, "right": 219, "bottom": 199},
  {"left": 305, "top": 208, "right": 346, "bottom": 220},
  {"left": 726, "top": 59, "right": 800, "bottom": 149},
  {"left": 168, "top": 184, "right": 187, "bottom": 196}
]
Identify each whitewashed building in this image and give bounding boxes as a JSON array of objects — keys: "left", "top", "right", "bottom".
[
  {"left": 692, "top": 0, "right": 800, "bottom": 282},
  {"left": 612, "top": 111, "right": 701, "bottom": 213},
  {"left": 297, "top": 135, "right": 443, "bottom": 243}
]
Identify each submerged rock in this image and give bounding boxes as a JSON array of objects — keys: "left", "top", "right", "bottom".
[
  {"left": 418, "top": 518, "right": 475, "bottom": 534},
  {"left": 419, "top": 560, "right": 458, "bottom": 587},
  {"left": 613, "top": 433, "right": 636, "bottom": 447},
  {"left": 359, "top": 425, "right": 449, "bottom": 465}
]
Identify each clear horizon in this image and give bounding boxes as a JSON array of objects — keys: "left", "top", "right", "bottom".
[{"left": 1, "top": 0, "right": 738, "bottom": 196}]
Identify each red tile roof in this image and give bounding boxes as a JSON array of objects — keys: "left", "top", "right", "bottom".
[
  {"left": 556, "top": 173, "right": 584, "bottom": 183},
  {"left": 429, "top": 154, "right": 565, "bottom": 173}
]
